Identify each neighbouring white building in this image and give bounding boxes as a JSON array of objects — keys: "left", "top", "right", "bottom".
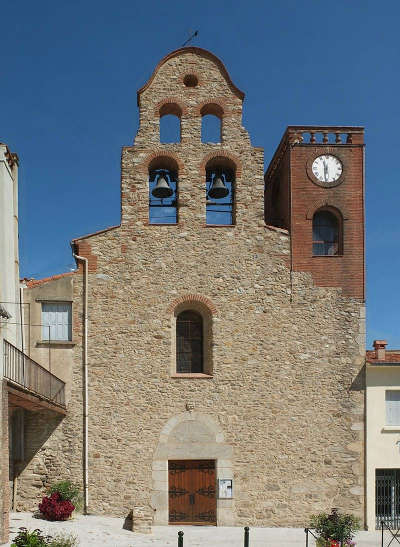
[{"left": 366, "top": 340, "right": 400, "bottom": 530}]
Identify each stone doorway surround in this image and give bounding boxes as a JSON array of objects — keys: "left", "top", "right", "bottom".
[{"left": 152, "top": 412, "right": 234, "bottom": 526}]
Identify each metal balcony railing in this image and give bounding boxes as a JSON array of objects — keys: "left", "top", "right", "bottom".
[{"left": 3, "top": 340, "right": 66, "bottom": 407}]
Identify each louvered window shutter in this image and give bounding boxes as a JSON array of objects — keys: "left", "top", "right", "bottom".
[
  {"left": 42, "top": 303, "right": 72, "bottom": 341},
  {"left": 386, "top": 391, "right": 400, "bottom": 425}
]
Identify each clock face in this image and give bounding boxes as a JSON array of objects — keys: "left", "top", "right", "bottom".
[{"left": 312, "top": 155, "right": 343, "bottom": 183}]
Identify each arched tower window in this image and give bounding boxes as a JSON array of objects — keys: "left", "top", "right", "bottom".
[
  {"left": 205, "top": 157, "right": 235, "bottom": 225},
  {"left": 149, "top": 157, "right": 178, "bottom": 224},
  {"left": 159, "top": 103, "right": 182, "bottom": 143},
  {"left": 176, "top": 311, "right": 203, "bottom": 373},
  {"left": 201, "top": 104, "right": 223, "bottom": 143},
  {"left": 312, "top": 208, "right": 341, "bottom": 255}
]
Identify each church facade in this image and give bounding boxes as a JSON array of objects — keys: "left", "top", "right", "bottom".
[{"left": 14, "top": 47, "right": 366, "bottom": 529}]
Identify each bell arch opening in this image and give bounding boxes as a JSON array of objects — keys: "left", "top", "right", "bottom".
[
  {"left": 149, "top": 156, "right": 179, "bottom": 225},
  {"left": 205, "top": 156, "right": 235, "bottom": 226}
]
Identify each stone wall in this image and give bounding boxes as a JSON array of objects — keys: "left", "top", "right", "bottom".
[{"left": 16, "top": 47, "right": 366, "bottom": 527}]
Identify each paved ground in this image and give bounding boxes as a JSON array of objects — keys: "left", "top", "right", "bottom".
[{"left": 6, "top": 512, "right": 385, "bottom": 546}]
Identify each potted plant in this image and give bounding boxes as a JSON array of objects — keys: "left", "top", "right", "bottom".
[
  {"left": 310, "top": 508, "right": 360, "bottom": 546},
  {"left": 38, "top": 480, "right": 81, "bottom": 521}
]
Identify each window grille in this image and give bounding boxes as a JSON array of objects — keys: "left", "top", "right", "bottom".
[
  {"left": 376, "top": 469, "right": 400, "bottom": 529},
  {"left": 176, "top": 311, "right": 203, "bottom": 373}
]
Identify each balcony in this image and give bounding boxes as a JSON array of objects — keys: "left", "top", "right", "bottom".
[{"left": 4, "top": 340, "right": 66, "bottom": 410}]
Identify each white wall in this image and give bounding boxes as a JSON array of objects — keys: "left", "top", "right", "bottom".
[
  {"left": 366, "top": 365, "right": 400, "bottom": 529},
  {"left": 0, "top": 143, "right": 20, "bottom": 375}
]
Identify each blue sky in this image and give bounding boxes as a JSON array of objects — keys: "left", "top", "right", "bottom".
[{"left": 2, "top": 0, "right": 399, "bottom": 349}]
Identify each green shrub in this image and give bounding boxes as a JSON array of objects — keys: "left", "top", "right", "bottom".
[
  {"left": 47, "top": 481, "right": 82, "bottom": 509},
  {"left": 310, "top": 508, "right": 360, "bottom": 543},
  {"left": 11, "top": 527, "right": 51, "bottom": 547},
  {"left": 48, "top": 532, "right": 79, "bottom": 547}
]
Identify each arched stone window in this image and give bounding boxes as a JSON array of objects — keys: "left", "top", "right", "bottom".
[
  {"left": 312, "top": 208, "right": 342, "bottom": 255},
  {"left": 149, "top": 156, "right": 178, "bottom": 224},
  {"left": 159, "top": 103, "right": 182, "bottom": 143},
  {"left": 201, "top": 104, "right": 223, "bottom": 143},
  {"left": 205, "top": 156, "right": 235, "bottom": 225},
  {"left": 176, "top": 311, "right": 203, "bottom": 373}
]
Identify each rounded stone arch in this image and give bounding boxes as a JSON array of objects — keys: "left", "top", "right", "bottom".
[
  {"left": 198, "top": 101, "right": 225, "bottom": 119},
  {"left": 168, "top": 295, "right": 216, "bottom": 377},
  {"left": 200, "top": 151, "right": 242, "bottom": 178},
  {"left": 152, "top": 412, "right": 234, "bottom": 525},
  {"left": 306, "top": 200, "right": 349, "bottom": 220},
  {"left": 141, "top": 152, "right": 184, "bottom": 176},
  {"left": 166, "top": 294, "right": 217, "bottom": 315},
  {"left": 155, "top": 98, "right": 187, "bottom": 118}
]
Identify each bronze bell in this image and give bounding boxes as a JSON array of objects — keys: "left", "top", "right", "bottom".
[
  {"left": 208, "top": 176, "right": 229, "bottom": 199},
  {"left": 151, "top": 175, "right": 173, "bottom": 198}
]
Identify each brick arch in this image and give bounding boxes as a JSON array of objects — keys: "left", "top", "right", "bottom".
[
  {"left": 166, "top": 294, "right": 217, "bottom": 315},
  {"left": 196, "top": 99, "right": 227, "bottom": 118},
  {"left": 154, "top": 97, "right": 188, "bottom": 117},
  {"left": 199, "top": 151, "right": 242, "bottom": 178},
  {"left": 139, "top": 151, "right": 185, "bottom": 176},
  {"left": 306, "top": 200, "right": 349, "bottom": 220}
]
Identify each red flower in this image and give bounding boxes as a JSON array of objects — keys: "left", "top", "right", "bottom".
[{"left": 39, "top": 492, "right": 75, "bottom": 521}]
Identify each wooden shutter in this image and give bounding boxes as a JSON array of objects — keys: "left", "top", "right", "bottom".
[
  {"left": 42, "top": 303, "right": 71, "bottom": 341},
  {"left": 386, "top": 391, "right": 400, "bottom": 425}
]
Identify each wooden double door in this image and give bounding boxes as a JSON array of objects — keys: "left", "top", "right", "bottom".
[{"left": 168, "top": 460, "right": 217, "bottom": 525}]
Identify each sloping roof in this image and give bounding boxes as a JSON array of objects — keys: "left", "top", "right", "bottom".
[
  {"left": 71, "top": 224, "right": 120, "bottom": 242},
  {"left": 24, "top": 272, "right": 74, "bottom": 288},
  {"left": 366, "top": 350, "right": 400, "bottom": 364}
]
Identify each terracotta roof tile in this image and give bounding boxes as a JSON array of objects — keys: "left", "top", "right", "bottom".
[
  {"left": 366, "top": 350, "right": 400, "bottom": 363},
  {"left": 23, "top": 272, "right": 74, "bottom": 288}
]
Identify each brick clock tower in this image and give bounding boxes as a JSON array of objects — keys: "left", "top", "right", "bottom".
[{"left": 265, "top": 126, "right": 365, "bottom": 300}]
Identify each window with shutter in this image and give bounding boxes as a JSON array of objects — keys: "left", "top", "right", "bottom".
[
  {"left": 41, "top": 302, "right": 72, "bottom": 341},
  {"left": 386, "top": 391, "right": 400, "bottom": 425}
]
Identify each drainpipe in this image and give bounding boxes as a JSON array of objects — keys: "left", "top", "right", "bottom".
[{"left": 72, "top": 246, "right": 89, "bottom": 514}]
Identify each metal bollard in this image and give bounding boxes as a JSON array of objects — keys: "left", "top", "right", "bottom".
[
  {"left": 244, "top": 526, "right": 249, "bottom": 547},
  {"left": 178, "top": 530, "right": 184, "bottom": 547}
]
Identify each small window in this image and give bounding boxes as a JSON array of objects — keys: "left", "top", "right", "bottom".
[
  {"left": 386, "top": 391, "right": 400, "bottom": 425},
  {"left": 42, "top": 302, "right": 72, "bottom": 341},
  {"left": 312, "top": 209, "right": 340, "bottom": 255},
  {"left": 176, "top": 311, "right": 203, "bottom": 373}
]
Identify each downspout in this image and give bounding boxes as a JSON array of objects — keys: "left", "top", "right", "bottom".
[{"left": 72, "top": 245, "right": 89, "bottom": 514}]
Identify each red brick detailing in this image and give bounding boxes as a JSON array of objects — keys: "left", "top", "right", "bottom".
[
  {"left": 181, "top": 73, "right": 201, "bottom": 88},
  {"left": 265, "top": 126, "right": 365, "bottom": 300},
  {"left": 155, "top": 98, "right": 187, "bottom": 117},
  {"left": 167, "top": 294, "right": 217, "bottom": 315},
  {"left": 197, "top": 100, "right": 226, "bottom": 118},
  {"left": 200, "top": 151, "right": 242, "bottom": 178},
  {"left": 305, "top": 200, "right": 349, "bottom": 220},
  {"left": 141, "top": 151, "right": 185, "bottom": 175},
  {"left": 73, "top": 241, "right": 98, "bottom": 273},
  {"left": 24, "top": 271, "right": 74, "bottom": 288},
  {"left": 137, "top": 47, "right": 244, "bottom": 105}
]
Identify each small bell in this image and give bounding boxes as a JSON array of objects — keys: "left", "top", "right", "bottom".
[
  {"left": 152, "top": 175, "right": 173, "bottom": 198},
  {"left": 208, "top": 176, "right": 229, "bottom": 199}
]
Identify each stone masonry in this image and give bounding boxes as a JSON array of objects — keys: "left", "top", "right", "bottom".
[{"left": 17, "top": 47, "right": 366, "bottom": 528}]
